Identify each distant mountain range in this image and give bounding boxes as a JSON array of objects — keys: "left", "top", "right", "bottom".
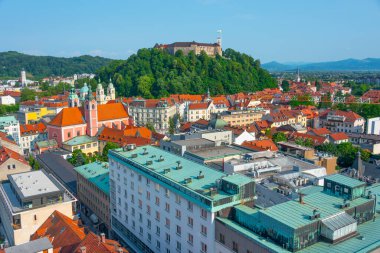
[
  {"left": 0, "top": 51, "right": 112, "bottom": 79},
  {"left": 262, "top": 58, "right": 380, "bottom": 72}
]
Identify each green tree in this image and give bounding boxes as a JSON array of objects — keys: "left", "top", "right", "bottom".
[
  {"left": 281, "top": 80, "right": 290, "bottom": 92},
  {"left": 168, "top": 117, "right": 175, "bottom": 134},
  {"left": 272, "top": 132, "right": 287, "bottom": 143},
  {"left": 145, "top": 122, "right": 156, "bottom": 133},
  {"left": 101, "top": 142, "right": 120, "bottom": 161},
  {"left": 68, "top": 149, "right": 89, "bottom": 166},
  {"left": 21, "top": 88, "right": 37, "bottom": 102}
]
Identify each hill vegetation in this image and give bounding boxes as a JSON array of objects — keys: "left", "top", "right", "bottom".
[
  {"left": 96, "top": 48, "right": 277, "bottom": 98},
  {"left": 0, "top": 51, "right": 112, "bottom": 79}
]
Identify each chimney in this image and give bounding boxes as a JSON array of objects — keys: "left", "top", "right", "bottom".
[
  {"left": 299, "top": 193, "right": 304, "bottom": 204},
  {"left": 80, "top": 246, "right": 86, "bottom": 253},
  {"left": 100, "top": 233, "right": 106, "bottom": 243}
]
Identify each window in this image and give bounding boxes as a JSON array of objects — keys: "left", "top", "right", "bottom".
[
  {"left": 138, "top": 199, "right": 142, "bottom": 209},
  {"left": 201, "top": 209, "right": 207, "bottom": 219},
  {"left": 138, "top": 175, "right": 142, "bottom": 182},
  {"left": 201, "top": 242, "right": 207, "bottom": 253},
  {"left": 125, "top": 215, "right": 128, "bottom": 223},
  {"left": 165, "top": 218, "right": 170, "bottom": 228},
  {"left": 147, "top": 219, "right": 151, "bottom": 229},
  {"left": 176, "top": 209, "right": 181, "bottom": 220},
  {"left": 201, "top": 225, "right": 207, "bottom": 236},
  {"left": 176, "top": 225, "right": 181, "bottom": 236},
  {"left": 131, "top": 182, "right": 134, "bottom": 190},
  {"left": 155, "top": 183, "right": 160, "bottom": 192},
  {"left": 156, "top": 226, "right": 160, "bottom": 235},
  {"left": 232, "top": 241, "right": 238, "bottom": 252},
  {"left": 165, "top": 188, "right": 170, "bottom": 197},
  {"left": 68, "top": 132, "right": 71, "bottom": 138},
  {"left": 219, "top": 233, "right": 225, "bottom": 244},
  {"left": 188, "top": 233, "right": 193, "bottom": 245},
  {"left": 131, "top": 208, "right": 135, "bottom": 216},
  {"left": 166, "top": 233, "right": 171, "bottom": 243},
  {"left": 147, "top": 205, "right": 151, "bottom": 214},
  {"left": 155, "top": 197, "right": 160, "bottom": 206},
  {"left": 77, "top": 131, "right": 80, "bottom": 136},
  {"left": 138, "top": 186, "right": 142, "bottom": 194},
  {"left": 176, "top": 241, "right": 181, "bottom": 251},
  {"left": 146, "top": 191, "right": 150, "bottom": 200},
  {"left": 187, "top": 201, "right": 193, "bottom": 211},
  {"left": 148, "top": 233, "right": 151, "bottom": 242},
  {"left": 175, "top": 194, "right": 181, "bottom": 204},
  {"left": 146, "top": 178, "right": 150, "bottom": 185},
  {"left": 155, "top": 211, "right": 160, "bottom": 221},
  {"left": 131, "top": 194, "right": 134, "bottom": 203},
  {"left": 139, "top": 226, "right": 143, "bottom": 235},
  {"left": 188, "top": 217, "right": 193, "bottom": 227},
  {"left": 165, "top": 203, "right": 170, "bottom": 212},
  {"left": 156, "top": 240, "right": 160, "bottom": 249}
]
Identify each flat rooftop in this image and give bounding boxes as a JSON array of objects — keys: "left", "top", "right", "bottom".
[
  {"left": 325, "top": 174, "right": 366, "bottom": 188},
  {"left": 186, "top": 145, "right": 246, "bottom": 160},
  {"left": 277, "top": 141, "right": 313, "bottom": 151},
  {"left": 172, "top": 138, "right": 214, "bottom": 147},
  {"left": 74, "top": 162, "right": 110, "bottom": 195},
  {"left": 5, "top": 237, "right": 53, "bottom": 253},
  {"left": 109, "top": 146, "right": 254, "bottom": 211},
  {"left": 9, "top": 170, "right": 60, "bottom": 199},
  {"left": 62, "top": 135, "right": 97, "bottom": 146}
]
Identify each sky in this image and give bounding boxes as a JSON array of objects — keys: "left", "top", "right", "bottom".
[{"left": 0, "top": 0, "right": 379, "bottom": 63}]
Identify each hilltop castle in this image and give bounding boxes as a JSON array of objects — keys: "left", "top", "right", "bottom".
[{"left": 154, "top": 41, "right": 222, "bottom": 57}]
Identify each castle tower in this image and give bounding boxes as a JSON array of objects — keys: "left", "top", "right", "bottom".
[
  {"left": 107, "top": 78, "right": 116, "bottom": 100},
  {"left": 68, "top": 84, "right": 80, "bottom": 107},
  {"left": 96, "top": 79, "right": 105, "bottom": 104},
  {"left": 84, "top": 86, "right": 98, "bottom": 137}
]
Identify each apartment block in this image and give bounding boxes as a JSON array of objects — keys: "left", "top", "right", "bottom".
[{"left": 108, "top": 145, "right": 255, "bottom": 253}]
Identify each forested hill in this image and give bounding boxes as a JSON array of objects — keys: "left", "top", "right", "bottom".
[
  {"left": 0, "top": 51, "right": 112, "bottom": 79},
  {"left": 96, "top": 48, "right": 277, "bottom": 98}
]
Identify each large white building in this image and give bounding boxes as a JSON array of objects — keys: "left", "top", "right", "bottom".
[
  {"left": 0, "top": 95, "right": 16, "bottom": 105},
  {"left": 367, "top": 117, "right": 380, "bottom": 135},
  {"left": 109, "top": 145, "right": 255, "bottom": 253},
  {"left": 0, "top": 170, "right": 77, "bottom": 246},
  {"left": 315, "top": 110, "right": 365, "bottom": 134}
]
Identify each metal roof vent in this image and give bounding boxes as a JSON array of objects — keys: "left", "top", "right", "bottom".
[
  {"left": 184, "top": 178, "right": 192, "bottom": 184},
  {"left": 131, "top": 154, "right": 138, "bottom": 158},
  {"left": 158, "top": 155, "right": 164, "bottom": 162},
  {"left": 197, "top": 171, "right": 204, "bottom": 179},
  {"left": 142, "top": 147, "right": 148, "bottom": 155},
  {"left": 176, "top": 161, "right": 182, "bottom": 170},
  {"left": 146, "top": 160, "right": 153, "bottom": 165},
  {"left": 310, "top": 209, "right": 320, "bottom": 220},
  {"left": 163, "top": 168, "right": 171, "bottom": 174}
]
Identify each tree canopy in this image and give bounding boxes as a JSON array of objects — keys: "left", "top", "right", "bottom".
[
  {"left": 97, "top": 48, "right": 277, "bottom": 98},
  {"left": 0, "top": 51, "right": 112, "bottom": 79}
]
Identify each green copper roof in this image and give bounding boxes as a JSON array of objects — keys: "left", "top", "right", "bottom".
[
  {"left": 109, "top": 145, "right": 255, "bottom": 211},
  {"left": 63, "top": 135, "right": 97, "bottom": 146},
  {"left": 74, "top": 161, "right": 110, "bottom": 195},
  {"left": 325, "top": 174, "right": 366, "bottom": 188},
  {"left": 259, "top": 191, "right": 371, "bottom": 229},
  {"left": 36, "top": 139, "right": 58, "bottom": 148},
  {"left": 0, "top": 116, "right": 18, "bottom": 126}
]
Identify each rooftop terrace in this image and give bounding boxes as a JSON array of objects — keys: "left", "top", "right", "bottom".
[{"left": 109, "top": 145, "right": 254, "bottom": 211}]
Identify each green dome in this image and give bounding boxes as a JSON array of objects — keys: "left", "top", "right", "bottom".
[{"left": 80, "top": 83, "right": 89, "bottom": 93}]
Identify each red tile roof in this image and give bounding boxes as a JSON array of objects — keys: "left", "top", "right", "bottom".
[
  {"left": 20, "top": 122, "right": 46, "bottom": 136},
  {"left": 330, "top": 132, "right": 349, "bottom": 141},
  {"left": 98, "top": 103, "right": 129, "bottom": 122},
  {"left": 188, "top": 102, "right": 209, "bottom": 110},
  {"left": 289, "top": 132, "right": 327, "bottom": 146},
  {"left": 319, "top": 110, "right": 363, "bottom": 123},
  {"left": 0, "top": 131, "right": 17, "bottom": 145},
  {"left": 307, "top": 127, "right": 331, "bottom": 136},
  {"left": 124, "top": 126, "right": 152, "bottom": 139},
  {"left": 98, "top": 127, "right": 151, "bottom": 146},
  {"left": 194, "top": 119, "right": 209, "bottom": 126},
  {"left": 0, "top": 146, "right": 29, "bottom": 166},
  {"left": 31, "top": 211, "right": 128, "bottom": 253},
  {"left": 31, "top": 210, "right": 85, "bottom": 253},
  {"left": 49, "top": 107, "right": 85, "bottom": 127},
  {"left": 241, "top": 139, "right": 279, "bottom": 152}
]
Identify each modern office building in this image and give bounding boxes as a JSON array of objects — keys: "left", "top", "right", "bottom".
[
  {"left": 0, "top": 170, "right": 77, "bottom": 246},
  {"left": 109, "top": 145, "right": 255, "bottom": 253}
]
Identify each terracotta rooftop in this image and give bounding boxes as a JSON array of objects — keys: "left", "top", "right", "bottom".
[
  {"left": 0, "top": 146, "right": 29, "bottom": 166},
  {"left": 188, "top": 102, "right": 209, "bottom": 110},
  {"left": 49, "top": 107, "right": 85, "bottom": 127},
  {"left": 97, "top": 103, "right": 129, "bottom": 122},
  {"left": 289, "top": 132, "right": 327, "bottom": 146},
  {"left": 0, "top": 131, "right": 17, "bottom": 145},
  {"left": 307, "top": 127, "right": 331, "bottom": 136},
  {"left": 330, "top": 132, "right": 349, "bottom": 141},
  {"left": 20, "top": 122, "right": 47, "bottom": 136},
  {"left": 241, "top": 139, "right": 279, "bottom": 152}
]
